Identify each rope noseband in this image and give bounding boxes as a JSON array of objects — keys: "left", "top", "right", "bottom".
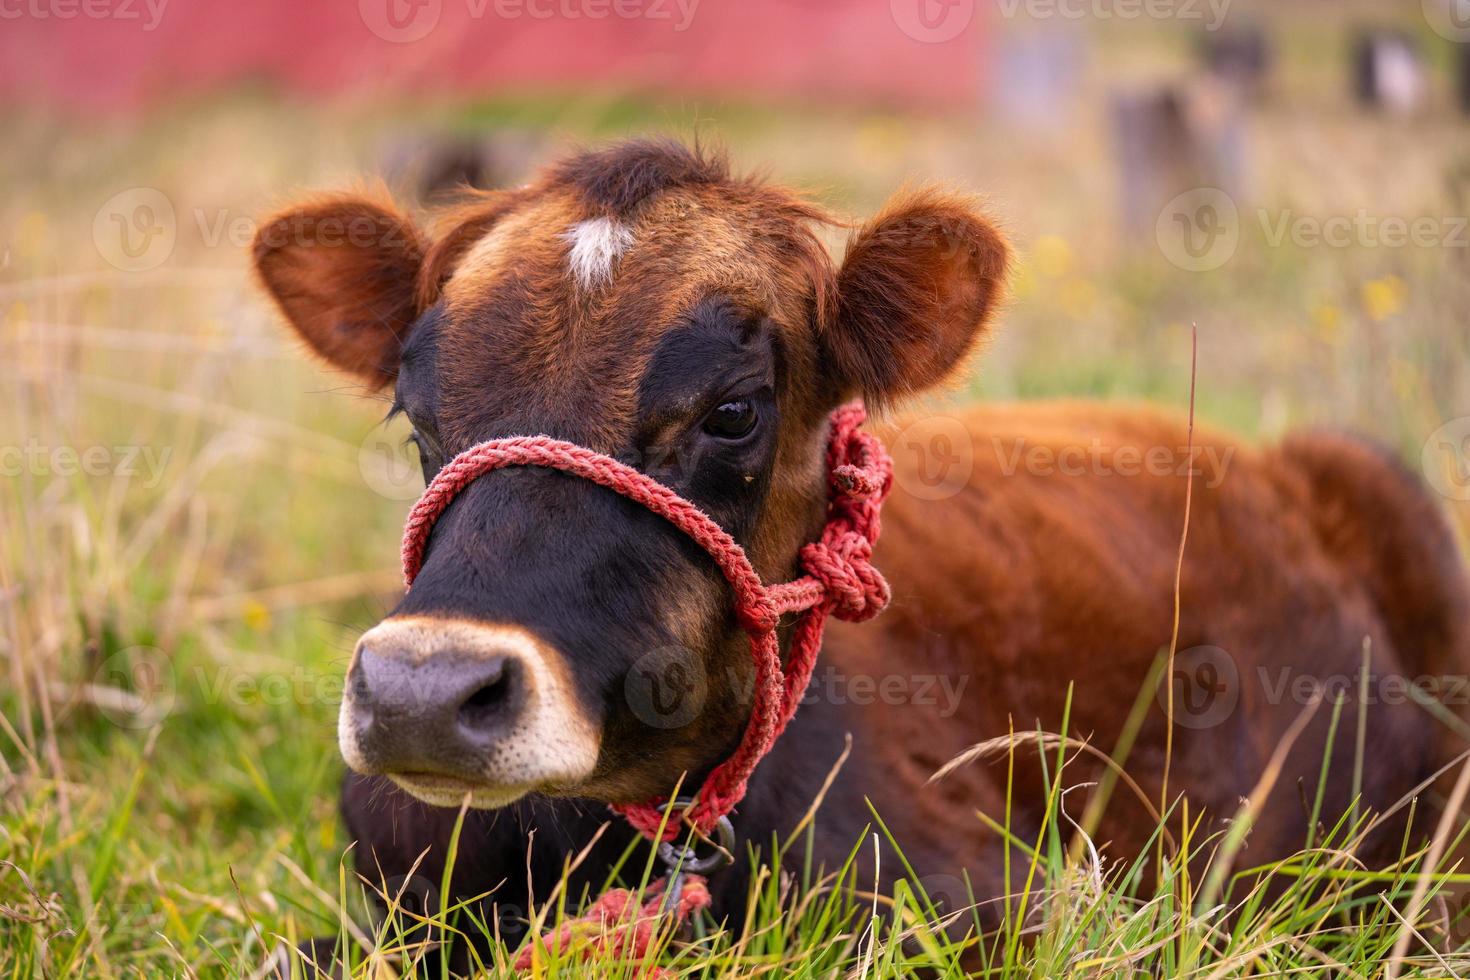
[{"left": 399, "top": 400, "right": 893, "bottom": 843}]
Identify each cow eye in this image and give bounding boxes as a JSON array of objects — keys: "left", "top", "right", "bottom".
[{"left": 702, "top": 400, "right": 758, "bottom": 440}]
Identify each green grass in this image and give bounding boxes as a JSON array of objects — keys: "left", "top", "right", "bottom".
[{"left": 10, "top": 655, "right": 1470, "bottom": 978}]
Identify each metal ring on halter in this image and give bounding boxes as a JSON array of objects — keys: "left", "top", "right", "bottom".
[{"left": 655, "top": 799, "right": 736, "bottom": 877}]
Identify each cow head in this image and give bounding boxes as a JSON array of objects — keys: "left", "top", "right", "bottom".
[{"left": 254, "top": 140, "right": 1008, "bottom": 810}]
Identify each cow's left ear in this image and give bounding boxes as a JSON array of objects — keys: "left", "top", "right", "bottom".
[
  {"left": 253, "top": 192, "right": 427, "bottom": 390},
  {"left": 824, "top": 189, "right": 1009, "bottom": 405}
]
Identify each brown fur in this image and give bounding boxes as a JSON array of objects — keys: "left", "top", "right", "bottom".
[
  {"left": 253, "top": 191, "right": 426, "bottom": 387},
  {"left": 830, "top": 187, "right": 1010, "bottom": 405},
  {"left": 839, "top": 403, "right": 1469, "bottom": 874}
]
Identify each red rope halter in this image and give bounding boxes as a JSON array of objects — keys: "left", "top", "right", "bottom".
[{"left": 400, "top": 401, "right": 893, "bottom": 842}]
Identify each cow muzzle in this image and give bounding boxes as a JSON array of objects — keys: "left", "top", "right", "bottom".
[{"left": 338, "top": 616, "right": 600, "bottom": 808}]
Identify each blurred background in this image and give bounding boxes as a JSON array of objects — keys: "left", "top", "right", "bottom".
[{"left": 2, "top": 0, "right": 1469, "bottom": 969}]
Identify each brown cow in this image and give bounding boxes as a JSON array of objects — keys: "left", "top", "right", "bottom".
[{"left": 253, "top": 139, "right": 1470, "bottom": 972}]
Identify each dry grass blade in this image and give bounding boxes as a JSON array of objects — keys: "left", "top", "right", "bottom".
[
  {"left": 1160, "top": 324, "right": 1199, "bottom": 878},
  {"left": 1386, "top": 752, "right": 1470, "bottom": 979},
  {"left": 1193, "top": 693, "right": 1323, "bottom": 917},
  {"left": 780, "top": 732, "right": 853, "bottom": 860},
  {"left": 1380, "top": 893, "right": 1461, "bottom": 979},
  {"left": 931, "top": 730, "right": 1179, "bottom": 857},
  {"left": 189, "top": 570, "right": 404, "bottom": 622},
  {"left": 274, "top": 853, "right": 378, "bottom": 963}
]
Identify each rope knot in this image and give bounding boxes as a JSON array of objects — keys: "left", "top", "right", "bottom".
[
  {"left": 735, "top": 595, "right": 780, "bottom": 633},
  {"left": 827, "top": 408, "right": 894, "bottom": 504},
  {"left": 800, "top": 531, "right": 890, "bottom": 622}
]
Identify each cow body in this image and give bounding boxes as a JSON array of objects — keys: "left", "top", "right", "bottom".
[{"left": 339, "top": 400, "right": 1468, "bottom": 960}]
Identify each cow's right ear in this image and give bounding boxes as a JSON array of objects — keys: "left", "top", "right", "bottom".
[{"left": 252, "top": 193, "right": 427, "bottom": 390}]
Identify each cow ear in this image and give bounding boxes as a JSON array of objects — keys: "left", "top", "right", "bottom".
[
  {"left": 253, "top": 193, "right": 427, "bottom": 390},
  {"left": 825, "top": 189, "right": 1009, "bottom": 405}
]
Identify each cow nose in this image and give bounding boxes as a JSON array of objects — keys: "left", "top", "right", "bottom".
[
  {"left": 337, "top": 617, "right": 601, "bottom": 808},
  {"left": 345, "top": 643, "right": 523, "bottom": 778}
]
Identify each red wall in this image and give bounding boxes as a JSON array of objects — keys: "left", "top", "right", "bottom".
[{"left": 0, "top": 0, "right": 990, "bottom": 111}]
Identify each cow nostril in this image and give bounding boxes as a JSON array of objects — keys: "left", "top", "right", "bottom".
[{"left": 457, "top": 659, "right": 514, "bottom": 732}]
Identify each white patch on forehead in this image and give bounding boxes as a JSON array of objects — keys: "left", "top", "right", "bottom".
[{"left": 560, "top": 217, "right": 634, "bottom": 289}]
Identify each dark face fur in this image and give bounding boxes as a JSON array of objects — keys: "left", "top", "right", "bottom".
[{"left": 253, "top": 140, "right": 1008, "bottom": 810}]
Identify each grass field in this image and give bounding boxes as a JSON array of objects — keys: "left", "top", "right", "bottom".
[{"left": 4, "top": 7, "right": 1470, "bottom": 974}]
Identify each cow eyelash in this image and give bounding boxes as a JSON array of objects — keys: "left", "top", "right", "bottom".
[
  {"left": 386, "top": 402, "right": 441, "bottom": 463},
  {"left": 406, "top": 429, "right": 441, "bottom": 461}
]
